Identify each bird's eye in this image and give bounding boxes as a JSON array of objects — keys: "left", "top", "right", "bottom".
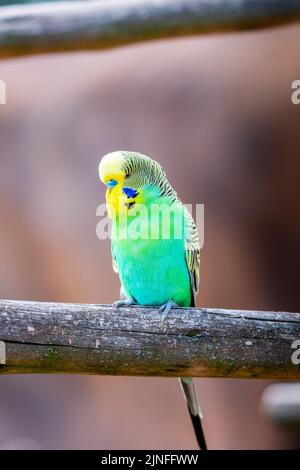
[{"left": 106, "top": 179, "right": 118, "bottom": 188}]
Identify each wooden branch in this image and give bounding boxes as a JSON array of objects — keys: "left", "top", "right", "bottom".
[
  {"left": 0, "top": 299, "right": 300, "bottom": 378},
  {"left": 1, "top": 0, "right": 300, "bottom": 59}
]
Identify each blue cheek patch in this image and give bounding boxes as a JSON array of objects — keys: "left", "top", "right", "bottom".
[{"left": 122, "top": 187, "right": 138, "bottom": 199}]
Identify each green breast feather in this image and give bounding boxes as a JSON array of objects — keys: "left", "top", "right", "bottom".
[{"left": 112, "top": 193, "right": 199, "bottom": 307}]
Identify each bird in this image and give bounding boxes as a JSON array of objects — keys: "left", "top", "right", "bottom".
[{"left": 99, "top": 150, "right": 207, "bottom": 450}]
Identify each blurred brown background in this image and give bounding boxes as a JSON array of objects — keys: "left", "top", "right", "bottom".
[{"left": 0, "top": 22, "right": 300, "bottom": 449}]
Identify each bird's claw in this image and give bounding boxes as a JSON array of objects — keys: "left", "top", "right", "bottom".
[
  {"left": 112, "top": 298, "right": 137, "bottom": 308},
  {"left": 159, "top": 300, "right": 178, "bottom": 322}
]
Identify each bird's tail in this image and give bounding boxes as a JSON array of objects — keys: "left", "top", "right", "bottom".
[{"left": 180, "top": 377, "right": 207, "bottom": 450}]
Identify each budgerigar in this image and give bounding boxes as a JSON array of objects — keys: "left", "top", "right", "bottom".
[{"left": 99, "top": 150, "right": 207, "bottom": 450}]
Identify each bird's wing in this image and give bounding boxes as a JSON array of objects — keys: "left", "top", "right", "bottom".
[
  {"left": 184, "top": 207, "right": 200, "bottom": 306},
  {"left": 112, "top": 242, "right": 129, "bottom": 299},
  {"left": 111, "top": 243, "right": 119, "bottom": 273}
]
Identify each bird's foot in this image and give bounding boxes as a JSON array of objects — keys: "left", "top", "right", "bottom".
[
  {"left": 113, "top": 297, "right": 137, "bottom": 308},
  {"left": 159, "top": 300, "right": 178, "bottom": 322}
]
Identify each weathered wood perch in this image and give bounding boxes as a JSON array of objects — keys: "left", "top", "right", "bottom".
[
  {"left": 0, "top": 299, "right": 300, "bottom": 379},
  {"left": 1, "top": 0, "right": 300, "bottom": 59}
]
